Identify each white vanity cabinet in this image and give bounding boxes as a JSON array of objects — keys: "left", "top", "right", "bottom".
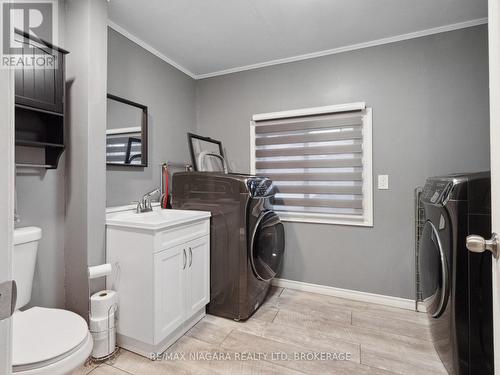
[
  {"left": 105, "top": 207, "right": 210, "bottom": 357},
  {"left": 185, "top": 236, "right": 210, "bottom": 315},
  {"left": 153, "top": 236, "right": 210, "bottom": 344}
]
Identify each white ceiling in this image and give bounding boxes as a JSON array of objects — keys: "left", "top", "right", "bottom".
[{"left": 108, "top": 0, "right": 487, "bottom": 79}]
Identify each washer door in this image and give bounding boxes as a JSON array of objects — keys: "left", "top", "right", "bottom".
[
  {"left": 250, "top": 211, "right": 285, "bottom": 281},
  {"left": 419, "top": 220, "right": 449, "bottom": 318}
]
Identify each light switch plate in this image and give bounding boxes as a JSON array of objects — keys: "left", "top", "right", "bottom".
[{"left": 378, "top": 175, "right": 389, "bottom": 190}]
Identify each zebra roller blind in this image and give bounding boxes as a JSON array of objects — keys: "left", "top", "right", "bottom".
[{"left": 251, "top": 103, "right": 373, "bottom": 226}]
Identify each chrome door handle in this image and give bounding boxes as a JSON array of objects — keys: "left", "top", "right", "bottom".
[
  {"left": 466, "top": 233, "right": 499, "bottom": 258},
  {"left": 189, "top": 247, "right": 193, "bottom": 268},
  {"left": 183, "top": 249, "right": 187, "bottom": 269}
]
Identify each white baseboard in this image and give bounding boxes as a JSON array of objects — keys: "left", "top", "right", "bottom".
[{"left": 272, "top": 278, "right": 426, "bottom": 312}]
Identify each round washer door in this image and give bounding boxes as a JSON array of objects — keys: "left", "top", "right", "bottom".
[
  {"left": 250, "top": 211, "right": 285, "bottom": 281},
  {"left": 419, "top": 220, "right": 449, "bottom": 318}
]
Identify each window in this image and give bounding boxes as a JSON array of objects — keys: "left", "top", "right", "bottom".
[{"left": 250, "top": 102, "right": 373, "bottom": 226}]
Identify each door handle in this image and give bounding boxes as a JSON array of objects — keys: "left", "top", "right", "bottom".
[
  {"left": 189, "top": 247, "right": 193, "bottom": 268},
  {"left": 466, "top": 233, "right": 499, "bottom": 258},
  {"left": 0, "top": 280, "right": 17, "bottom": 321},
  {"left": 183, "top": 249, "right": 187, "bottom": 269}
]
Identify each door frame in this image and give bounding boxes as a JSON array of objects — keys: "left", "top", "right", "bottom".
[
  {"left": 0, "top": 62, "right": 15, "bottom": 374},
  {"left": 489, "top": 0, "right": 500, "bottom": 374}
]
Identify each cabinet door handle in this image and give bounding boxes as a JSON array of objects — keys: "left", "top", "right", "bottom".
[
  {"left": 189, "top": 247, "right": 193, "bottom": 268},
  {"left": 183, "top": 249, "right": 187, "bottom": 269}
]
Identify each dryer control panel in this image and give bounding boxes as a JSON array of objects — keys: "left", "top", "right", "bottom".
[
  {"left": 247, "top": 178, "right": 275, "bottom": 197},
  {"left": 421, "top": 179, "right": 453, "bottom": 205}
]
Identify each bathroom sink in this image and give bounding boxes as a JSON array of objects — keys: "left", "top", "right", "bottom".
[{"left": 106, "top": 207, "right": 210, "bottom": 230}]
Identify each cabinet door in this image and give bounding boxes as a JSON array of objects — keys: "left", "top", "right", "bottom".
[
  {"left": 185, "top": 235, "right": 210, "bottom": 316},
  {"left": 154, "top": 244, "right": 186, "bottom": 345},
  {"left": 15, "top": 35, "right": 65, "bottom": 113}
]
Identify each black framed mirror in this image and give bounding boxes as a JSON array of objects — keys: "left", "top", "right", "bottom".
[{"left": 106, "top": 94, "right": 148, "bottom": 167}]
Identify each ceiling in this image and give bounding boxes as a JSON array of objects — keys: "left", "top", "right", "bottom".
[{"left": 108, "top": 0, "right": 487, "bottom": 79}]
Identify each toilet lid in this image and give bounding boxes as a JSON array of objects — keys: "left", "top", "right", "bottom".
[{"left": 13, "top": 307, "right": 89, "bottom": 367}]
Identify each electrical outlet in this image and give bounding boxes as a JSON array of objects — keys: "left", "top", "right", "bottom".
[{"left": 378, "top": 175, "right": 389, "bottom": 190}]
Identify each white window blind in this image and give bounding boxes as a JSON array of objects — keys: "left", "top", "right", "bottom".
[{"left": 251, "top": 103, "right": 373, "bottom": 226}]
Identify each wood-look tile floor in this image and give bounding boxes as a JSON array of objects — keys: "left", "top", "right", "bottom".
[{"left": 74, "top": 287, "right": 447, "bottom": 375}]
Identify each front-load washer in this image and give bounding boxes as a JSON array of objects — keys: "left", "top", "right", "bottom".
[
  {"left": 419, "top": 172, "right": 493, "bottom": 374},
  {"left": 171, "top": 171, "right": 285, "bottom": 320}
]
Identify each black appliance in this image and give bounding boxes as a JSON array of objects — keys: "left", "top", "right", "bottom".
[
  {"left": 419, "top": 172, "right": 493, "bottom": 374},
  {"left": 171, "top": 172, "right": 285, "bottom": 320}
]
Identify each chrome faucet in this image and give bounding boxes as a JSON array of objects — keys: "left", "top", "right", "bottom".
[{"left": 133, "top": 188, "right": 161, "bottom": 213}]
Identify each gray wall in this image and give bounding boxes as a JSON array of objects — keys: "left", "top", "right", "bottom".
[
  {"left": 15, "top": 168, "right": 66, "bottom": 308},
  {"left": 195, "top": 25, "right": 490, "bottom": 299},
  {"left": 106, "top": 29, "right": 196, "bottom": 206},
  {"left": 14, "top": 0, "right": 67, "bottom": 309},
  {"left": 64, "top": 0, "right": 108, "bottom": 318}
]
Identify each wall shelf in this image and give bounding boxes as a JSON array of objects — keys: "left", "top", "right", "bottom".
[
  {"left": 15, "top": 104, "right": 65, "bottom": 118},
  {"left": 14, "top": 29, "right": 68, "bottom": 170},
  {"left": 16, "top": 140, "right": 65, "bottom": 148}
]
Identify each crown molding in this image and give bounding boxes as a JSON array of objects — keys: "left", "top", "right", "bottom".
[
  {"left": 108, "top": 17, "right": 487, "bottom": 80},
  {"left": 107, "top": 21, "right": 197, "bottom": 79}
]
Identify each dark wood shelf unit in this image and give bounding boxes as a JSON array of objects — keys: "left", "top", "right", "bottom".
[
  {"left": 15, "top": 140, "right": 65, "bottom": 148},
  {"left": 14, "top": 30, "right": 68, "bottom": 169},
  {"left": 15, "top": 103, "right": 64, "bottom": 118}
]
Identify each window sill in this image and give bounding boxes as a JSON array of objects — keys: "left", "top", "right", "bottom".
[{"left": 277, "top": 212, "right": 373, "bottom": 227}]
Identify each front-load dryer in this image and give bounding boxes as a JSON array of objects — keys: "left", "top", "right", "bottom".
[
  {"left": 171, "top": 172, "right": 285, "bottom": 321},
  {"left": 419, "top": 172, "right": 493, "bottom": 374}
]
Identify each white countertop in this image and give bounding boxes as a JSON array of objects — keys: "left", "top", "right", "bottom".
[{"left": 106, "top": 205, "right": 210, "bottom": 231}]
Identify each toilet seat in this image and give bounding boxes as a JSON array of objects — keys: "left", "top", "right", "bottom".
[{"left": 13, "top": 307, "right": 92, "bottom": 374}]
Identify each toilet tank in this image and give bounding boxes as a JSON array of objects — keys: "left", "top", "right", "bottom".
[{"left": 13, "top": 227, "right": 41, "bottom": 310}]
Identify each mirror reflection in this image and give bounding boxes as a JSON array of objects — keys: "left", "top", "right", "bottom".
[{"left": 106, "top": 94, "right": 148, "bottom": 166}]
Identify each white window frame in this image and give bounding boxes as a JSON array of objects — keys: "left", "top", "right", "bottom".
[{"left": 250, "top": 102, "right": 373, "bottom": 227}]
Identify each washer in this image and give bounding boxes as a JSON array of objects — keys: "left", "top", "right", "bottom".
[
  {"left": 419, "top": 172, "right": 493, "bottom": 374},
  {"left": 171, "top": 171, "right": 285, "bottom": 321}
]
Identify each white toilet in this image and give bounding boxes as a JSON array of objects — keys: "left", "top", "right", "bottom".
[{"left": 12, "top": 227, "right": 93, "bottom": 375}]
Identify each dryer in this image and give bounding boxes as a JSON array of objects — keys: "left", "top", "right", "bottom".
[
  {"left": 419, "top": 172, "right": 493, "bottom": 374},
  {"left": 171, "top": 172, "right": 285, "bottom": 321}
]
